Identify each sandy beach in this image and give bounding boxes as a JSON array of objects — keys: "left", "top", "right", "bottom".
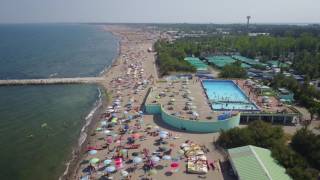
[{"left": 67, "top": 25, "right": 230, "bottom": 180}]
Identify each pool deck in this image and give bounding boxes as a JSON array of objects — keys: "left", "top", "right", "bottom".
[
  {"left": 235, "top": 80, "right": 294, "bottom": 114},
  {"left": 146, "top": 78, "right": 295, "bottom": 122},
  {"left": 146, "top": 78, "right": 221, "bottom": 121}
]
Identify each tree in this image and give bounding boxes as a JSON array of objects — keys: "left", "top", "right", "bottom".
[{"left": 219, "top": 61, "right": 247, "bottom": 78}]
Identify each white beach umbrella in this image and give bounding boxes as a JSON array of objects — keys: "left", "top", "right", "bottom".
[{"left": 151, "top": 156, "right": 160, "bottom": 163}]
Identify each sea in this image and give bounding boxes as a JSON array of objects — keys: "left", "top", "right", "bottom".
[{"left": 0, "top": 24, "right": 118, "bottom": 180}]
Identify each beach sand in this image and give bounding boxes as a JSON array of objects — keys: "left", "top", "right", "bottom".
[{"left": 67, "top": 25, "right": 233, "bottom": 180}]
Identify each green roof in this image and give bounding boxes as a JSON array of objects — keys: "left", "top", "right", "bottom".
[
  {"left": 232, "top": 55, "right": 267, "bottom": 67},
  {"left": 184, "top": 57, "right": 208, "bottom": 71},
  {"left": 228, "top": 145, "right": 291, "bottom": 180}
]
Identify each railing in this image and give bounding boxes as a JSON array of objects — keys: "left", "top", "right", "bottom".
[{"left": 145, "top": 103, "right": 240, "bottom": 133}]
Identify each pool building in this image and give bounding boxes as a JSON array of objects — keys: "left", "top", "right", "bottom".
[
  {"left": 202, "top": 80, "right": 259, "bottom": 111},
  {"left": 144, "top": 77, "right": 299, "bottom": 133}
]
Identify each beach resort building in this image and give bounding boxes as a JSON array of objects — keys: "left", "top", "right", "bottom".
[{"left": 228, "top": 145, "right": 291, "bottom": 180}]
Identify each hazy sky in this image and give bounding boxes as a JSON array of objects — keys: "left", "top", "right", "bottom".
[{"left": 0, "top": 0, "right": 319, "bottom": 23}]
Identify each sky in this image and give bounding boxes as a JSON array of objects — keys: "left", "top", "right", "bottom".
[{"left": 0, "top": 0, "right": 319, "bottom": 24}]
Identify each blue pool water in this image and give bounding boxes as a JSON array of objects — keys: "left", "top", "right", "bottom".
[{"left": 202, "top": 80, "right": 259, "bottom": 111}]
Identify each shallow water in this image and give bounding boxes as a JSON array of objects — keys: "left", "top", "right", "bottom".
[
  {"left": 0, "top": 24, "right": 118, "bottom": 179},
  {"left": 0, "top": 85, "right": 99, "bottom": 180}
]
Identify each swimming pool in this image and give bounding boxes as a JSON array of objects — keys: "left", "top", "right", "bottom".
[{"left": 202, "top": 80, "right": 259, "bottom": 111}]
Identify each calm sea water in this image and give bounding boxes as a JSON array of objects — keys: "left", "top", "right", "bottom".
[
  {"left": 0, "top": 24, "right": 118, "bottom": 179},
  {"left": 0, "top": 24, "right": 118, "bottom": 79}
]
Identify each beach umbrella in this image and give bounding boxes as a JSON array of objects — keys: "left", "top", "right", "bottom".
[
  {"left": 170, "top": 162, "right": 179, "bottom": 168},
  {"left": 192, "top": 112, "right": 199, "bottom": 117},
  {"left": 133, "top": 157, "right": 143, "bottom": 164},
  {"left": 151, "top": 156, "right": 160, "bottom": 163},
  {"left": 101, "top": 121, "right": 107, "bottom": 126},
  {"left": 80, "top": 175, "right": 89, "bottom": 180},
  {"left": 103, "top": 130, "right": 111, "bottom": 134},
  {"left": 105, "top": 166, "right": 116, "bottom": 173},
  {"left": 159, "top": 130, "right": 168, "bottom": 135},
  {"left": 111, "top": 118, "right": 118, "bottom": 123},
  {"left": 90, "top": 158, "right": 100, "bottom": 164},
  {"left": 87, "top": 146, "right": 97, "bottom": 151},
  {"left": 121, "top": 170, "right": 129, "bottom": 177},
  {"left": 131, "top": 133, "right": 141, "bottom": 139},
  {"left": 88, "top": 150, "right": 97, "bottom": 155},
  {"left": 107, "top": 109, "right": 115, "bottom": 113},
  {"left": 148, "top": 169, "right": 157, "bottom": 175},
  {"left": 177, "top": 149, "right": 184, "bottom": 155},
  {"left": 120, "top": 149, "right": 127, "bottom": 155},
  {"left": 162, "top": 155, "right": 172, "bottom": 160},
  {"left": 103, "top": 159, "right": 112, "bottom": 165},
  {"left": 106, "top": 137, "right": 113, "bottom": 144},
  {"left": 159, "top": 133, "right": 167, "bottom": 139}
]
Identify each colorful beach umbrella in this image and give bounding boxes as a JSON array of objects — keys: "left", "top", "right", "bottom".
[
  {"left": 148, "top": 169, "right": 157, "bottom": 175},
  {"left": 101, "top": 121, "right": 107, "bottom": 126},
  {"left": 111, "top": 118, "right": 118, "bottom": 123},
  {"left": 159, "top": 130, "right": 168, "bottom": 135},
  {"left": 151, "top": 156, "right": 160, "bottom": 163},
  {"left": 103, "top": 159, "right": 112, "bottom": 165},
  {"left": 162, "top": 155, "right": 172, "bottom": 160},
  {"left": 103, "top": 130, "right": 111, "bottom": 134},
  {"left": 170, "top": 162, "right": 179, "bottom": 168},
  {"left": 88, "top": 150, "right": 97, "bottom": 155},
  {"left": 131, "top": 133, "right": 141, "bottom": 139},
  {"left": 90, "top": 158, "right": 100, "bottom": 164},
  {"left": 159, "top": 133, "right": 167, "bottom": 139},
  {"left": 105, "top": 166, "right": 116, "bottom": 173},
  {"left": 121, "top": 170, "right": 129, "bottom": 177},
  {"left": 133, "top": 157, "right": 143, "bottom": 164}
]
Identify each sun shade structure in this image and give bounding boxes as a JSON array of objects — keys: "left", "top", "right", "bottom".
[{"left": 228, "top": 145, "right": 291, "bottom": 180}]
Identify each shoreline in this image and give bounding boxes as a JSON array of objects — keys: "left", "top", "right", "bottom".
[{"left": 60, "top": 26, "right": 123, "bottom": 180}]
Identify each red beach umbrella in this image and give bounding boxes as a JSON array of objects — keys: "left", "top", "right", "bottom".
[{"left": 170, "top": 162, "right": 179, "bottom": 168}]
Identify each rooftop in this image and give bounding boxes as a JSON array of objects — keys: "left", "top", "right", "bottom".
[{"left": 228, "top": 145, "right": 291, "bottom": 180}]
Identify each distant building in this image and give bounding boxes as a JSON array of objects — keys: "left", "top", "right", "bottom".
[
  {"left": 228, "top": 145, "right": 291, "bottom": 180},
  {"left": 248, "top": 32, "right": 270, "bottom": 36}
]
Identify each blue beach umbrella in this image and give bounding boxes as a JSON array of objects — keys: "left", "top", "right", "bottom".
[
  {"left": 159, "top": 133, "right": 167, "bottom": 139},
  {"left": 105, "top": 166, "right": 116, "bottom": 173},
  {"left": 88, "top": 150, "right": 97, "bottom": 155}
]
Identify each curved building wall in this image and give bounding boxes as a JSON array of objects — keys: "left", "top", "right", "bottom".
[{"left": 145, "top": 103, "right": 240, "bottom": 133}]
